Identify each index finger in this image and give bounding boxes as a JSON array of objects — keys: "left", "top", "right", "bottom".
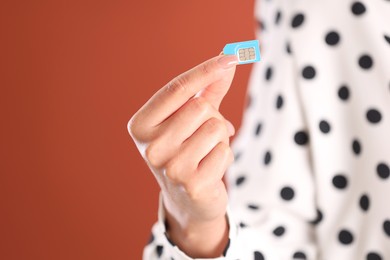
[{"left": 136, "top": 55, "right": 238, "bottom": 127}]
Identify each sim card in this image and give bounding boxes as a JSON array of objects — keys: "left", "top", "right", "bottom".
[{"left": 223, "top": 40, "right": 261, "bottom": 65}]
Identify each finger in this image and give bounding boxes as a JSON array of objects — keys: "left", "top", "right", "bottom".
[
  {"left": 159, "top": 96, "right": 232, "bottom": 144},
  {"left": 137, "top": 55, "right": 238, "bottom": 128},
  {"left": 196, "top": 142, "right": 233, "bottom": 184},
  {"left": 150, "top": 98, "right": 232, "bottom": 168},
  {"left": 180, "top": 117, "right": 230, "bottom": 166},
  {"left": 195, "top": 62, "right": 236, "bottom": 111},
  {"left": 163, "top": 117, "right": 230, "bottom": 184},
  {"left": 144, "top": 97, "right": 234, "bottom": 170}
]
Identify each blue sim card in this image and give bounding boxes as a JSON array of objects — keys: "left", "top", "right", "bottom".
[{"left": 223, "top": 40, "right": 261, "bottom": 65}]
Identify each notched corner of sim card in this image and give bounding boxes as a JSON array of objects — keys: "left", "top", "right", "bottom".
[{"left": 223, "top": 40, "right": 261, "bottom": 65}]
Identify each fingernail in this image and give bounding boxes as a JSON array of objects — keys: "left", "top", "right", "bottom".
[
  {"left": 225, "top": 120, "right": 235, "bottom": 136},
  {"left": 217, "top": 55, "right": 238, "bottom": 69}
]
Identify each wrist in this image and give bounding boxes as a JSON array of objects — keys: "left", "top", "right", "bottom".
[{"left": 165, "top": 210, "right": 229, "bottom": 258}]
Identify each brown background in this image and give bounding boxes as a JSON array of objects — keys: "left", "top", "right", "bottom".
[{"left": 1, "top": 1, "right": 255, "bottom": 259}]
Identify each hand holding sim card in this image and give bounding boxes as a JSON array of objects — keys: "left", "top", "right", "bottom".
[
  {"left": 129, "top": 40, "right": 260, "bottom": 257},
  {"left": 223, "top": 40, "right": 261, "bottom": 65}
]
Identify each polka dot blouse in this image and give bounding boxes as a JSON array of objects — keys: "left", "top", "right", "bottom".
[{"left": 143, "top": 0, "right": 390, "bottom": 259}]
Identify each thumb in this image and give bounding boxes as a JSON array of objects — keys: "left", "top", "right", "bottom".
[{"left": 196, "top": 55, "right": 237, "bottom": 110}]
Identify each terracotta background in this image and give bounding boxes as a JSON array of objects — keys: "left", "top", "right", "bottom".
[{"left": 1, "top": 1, "right": 256, "bottom": 259}]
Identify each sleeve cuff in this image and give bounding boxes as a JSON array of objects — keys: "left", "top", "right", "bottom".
[{"left": 155, "top": 193, "right": 239, "bottom": 260}]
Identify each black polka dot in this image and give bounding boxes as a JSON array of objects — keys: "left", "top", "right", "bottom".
[
  {"left": 276, "top": 95, "right": 284, "bottom": 109},
  {"left": 359, "top": 54, "right": 374, "bottom": 69},
  {"left": 293, "top": 251, "right": 307, "bottom": 259},
  {"left": 239, "top": 222, "right": 247, "bottom": 228},
  {"left": 302, "top": 66, "right": 316, "bottom": 79},
  {"left": 338, "top": 229, "right": 354, "bottom": 245},
  {"left": 367, "top": 252, "right": 382, "bottom": 260},
  {"left": 156, "top": 245, "right": 164, "bottom": 257},
  {"left": 377, "top": 162, "right": 390, "bottom": 179},
  {"left": 273, "top": 226, "right": 286, "bottom": 237},
  {"left": 265, "top": 66, "right": 273, "bottom": 81},
  {"left": 281, "top": 186, "right": 295, "bottom": 201},
  {"left": 234, "top": 151, "right": 242, "bottom": 161},
  {"left": 275, "top": 10, "right": 282, "bottom": 25},
  {"left": 258, "top": 20, "right": 266, "bottom": 31},
  {"left": 332, "top": 174, "right": 348, "bottom": 189},
  {"left": 359, "top": 194, "right": 370, "bottom": 211},
  {"left": 264, "top": 151, "right": 272, "bottom": 165},
  {"left": 236, "top": 176, "right": 246, "bottom": 186},
  {"left": 366, "top": 108, "right": 382, "bottom": 124},
  {"left": 352, "top": 139, "right": 362, "bottom": 155},
  {"left": 291, "top": 13, "right": 305, "bottom": 28},
  {"left": 325, "top": 31, "right": 340, "bottom": 46},
  {"left": 248, "top": 204, "right": 260, "bottom": 210},
  {"left": 338, "top": 85, "right": 350, "bottom": 101},
  {"left": 310, "top": 209, "right": 323, "bottom": 225},
  {"left": 294, "top": 131, "right": 309, "bottom": 145},
  {"left": 286, "top": 41, "right": 292, "bottom": 54},
  {"left": 385, "top": 35, "right": 390, "bottom": 45},
  {"left": 254, "top": 251, "right": 265, "bottom": 260},
  {"left": 255, "top": 123, "right": 262, "bottom": 136},
  {"left": 351, "top": 2, "right": 366, "bottom": 16},
  {"left": 384, "top": 220, "right": 390, "bottom": 237},
  {"left": 319, "top": 120, "right": 331, "bottom": 134}
]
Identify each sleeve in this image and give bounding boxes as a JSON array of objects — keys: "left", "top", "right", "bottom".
[
  {"left": 142, "top": 194, "right": 238, "bottom": 260},
  {"left": 143, "top": 56, "right": 319, "bottom": 259}
]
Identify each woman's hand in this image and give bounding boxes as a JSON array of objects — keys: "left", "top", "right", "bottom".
[{"left": 128, "top": 55, "right": 238, "bottom": 258}]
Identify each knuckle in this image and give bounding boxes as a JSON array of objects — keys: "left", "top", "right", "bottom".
[
  {"left": 204, "top": 118, "right": 227, "bottom": 136},
  {"left": 218, "top": 143, "right": 234, "bottom": 163},
  {"left": 127, "top": 112, "right": 152, "bottom": 142},
  {"left": 199, "top": 62, "right": 213, "bottom": 76},
  {"left": 183, "top": 181, "right": 202, "bottom": 201},
  {"left": 222, "top": 144, "right": 234, "bottom": 162},
  {"left": 165, "top": 157, "right": 197, "bottom": 186},
  {"left": 189, "top": 97, "right": 211, "bottom": 115},
  {"left": 166, "top": 75, "right": 188, "bottom": 95},
  {"left": 145, "top": 143, "right": 163, "bottom": 168},
  {"left": 164, "top": 158, "right": 182, "bottom": 183},
  {"left": 127, "top": 114, "right": 140, "bottom": 139}
]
